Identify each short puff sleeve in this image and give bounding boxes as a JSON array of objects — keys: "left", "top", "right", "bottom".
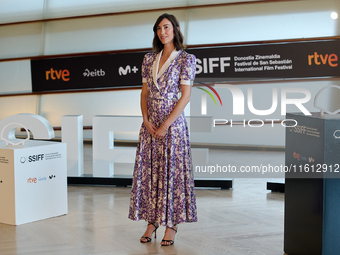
[
  {"left": 141, "top": 53, "right": 150, "bottom": 84},
  {"left": 179, "top": 53, "right": 196, "bottom": 86}
]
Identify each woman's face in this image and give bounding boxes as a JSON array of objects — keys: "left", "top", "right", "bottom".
[{"left": 157, "top": 18, "right": 175, "bottom": 47}]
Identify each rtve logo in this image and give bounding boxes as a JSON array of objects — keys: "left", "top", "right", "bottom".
[
  {"left": 45, "top": 68, "right": 70, "bottom": 81},
  {"left": 308, "top": 52, "right": 338, "bottom": 67}
]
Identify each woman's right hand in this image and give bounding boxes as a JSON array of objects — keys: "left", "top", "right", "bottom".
[{"left": 144, "top": 120, "right": 157, "bottom": 135}]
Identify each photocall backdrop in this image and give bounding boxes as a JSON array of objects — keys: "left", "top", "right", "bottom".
[{"left": 31, "top": 39, "right": 340, "bottom": 92}]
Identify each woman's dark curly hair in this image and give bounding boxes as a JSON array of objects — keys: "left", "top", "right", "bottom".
[{"left": 152, "top": 13, "right": 186, "bottom": 53}]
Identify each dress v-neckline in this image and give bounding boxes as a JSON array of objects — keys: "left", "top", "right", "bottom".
[
  {"left": 158, "top": 54, "right": 169, "bottom": 72},
  {"left": 152, "top": 50, "right": 180, "bottom": 90}
]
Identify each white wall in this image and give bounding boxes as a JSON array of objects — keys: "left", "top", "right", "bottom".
[
  {"left": 0, "top": 0, "right": 339, "bottom": 146},
  {"left": 187, "top": 0, "right": 339, "bottom": 45}
]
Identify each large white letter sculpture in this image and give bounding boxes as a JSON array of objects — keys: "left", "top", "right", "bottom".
[
  {"left": 0, "top": 113, "right": 54, "bottom": 143},
  {"left": 62, "top": 115, "right": 84, "bottom": 177},
  {"left": 92, "top": 115, "right": 142, "bottom": 177},
  {"left": 92, "top": 115, "right": 209, "bottom": 178}
]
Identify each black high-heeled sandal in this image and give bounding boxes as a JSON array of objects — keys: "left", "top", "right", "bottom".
[
  {"left": 140, "top": 222, "right": 159, "bottom": 243},
  {"left": 161, "top": 225, "right": 177, "bottom": 246}
]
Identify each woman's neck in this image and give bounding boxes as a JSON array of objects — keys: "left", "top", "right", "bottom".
[{"left": 162, "top": 44, "right": 175, "bottom": 58}]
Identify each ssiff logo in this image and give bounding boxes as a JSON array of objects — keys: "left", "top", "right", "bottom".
[
  {"left": 20, "top": 154, "right": 44, "bottom": 163},
  {"left": 196, "top": 57, "right": 231, "bottom": 74},
  {"left": 334, "top": 130, "right": 340, "bottom": 139}
]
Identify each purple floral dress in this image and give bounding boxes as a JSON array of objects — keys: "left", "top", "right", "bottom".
[{"left": 128, "top": 50, "right": 198, "bottom": 227}]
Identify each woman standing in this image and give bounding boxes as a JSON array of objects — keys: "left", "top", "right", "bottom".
[{"left": 128, "top": 13, "right": 197, "bottom": 246}]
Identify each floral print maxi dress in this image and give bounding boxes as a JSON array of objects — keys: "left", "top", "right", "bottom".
[{"left": 128, "top": 50, "right": 198, "bottom": 227}]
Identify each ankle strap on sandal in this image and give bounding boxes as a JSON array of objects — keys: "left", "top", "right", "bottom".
[{"left": 167, "top": 226, "right": 177, "bottom": 233}]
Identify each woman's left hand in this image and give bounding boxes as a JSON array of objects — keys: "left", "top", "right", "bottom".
[{"left": 153, "top": 126, "right": 168, "bottom": 139}]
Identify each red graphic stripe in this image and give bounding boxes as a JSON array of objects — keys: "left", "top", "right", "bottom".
[{"left": 201, "top": 83, "right": 223, "bottom": 106}]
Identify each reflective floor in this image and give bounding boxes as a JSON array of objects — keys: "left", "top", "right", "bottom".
[{"left": 0, "top": 146, "right": 286, "bottom": 255}]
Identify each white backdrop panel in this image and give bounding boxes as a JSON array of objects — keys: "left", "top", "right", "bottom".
[
  {"left": 186, "top": 1, "right": 338, "bottom": 45},
  {"left": 0, "top": 96, "right": 37, "bottom": 121},
  {"left": 0, "top": 23, "right": 43, "bottom": 59},
  {"left": 188, "top": 0, "right": 260, "bottom": 4},
  {"left": 0, "top": 60, "right": 32, "bottom": 94},
  {"left": 0, "top": 0, "right": 44, "bottom": 24},
  {"left": 38, "top": 90, "right": 141, "bottom": 127},
  {"left": 45, "top": 0, "right": 187, "bottom": 19},
  {"left": 43, "top": 10, "right": 187, "bottom": 55}
]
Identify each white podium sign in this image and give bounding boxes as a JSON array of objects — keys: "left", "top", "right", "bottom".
[{"left": 0, "top": 140, "right": 67, "bottom": 225}]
